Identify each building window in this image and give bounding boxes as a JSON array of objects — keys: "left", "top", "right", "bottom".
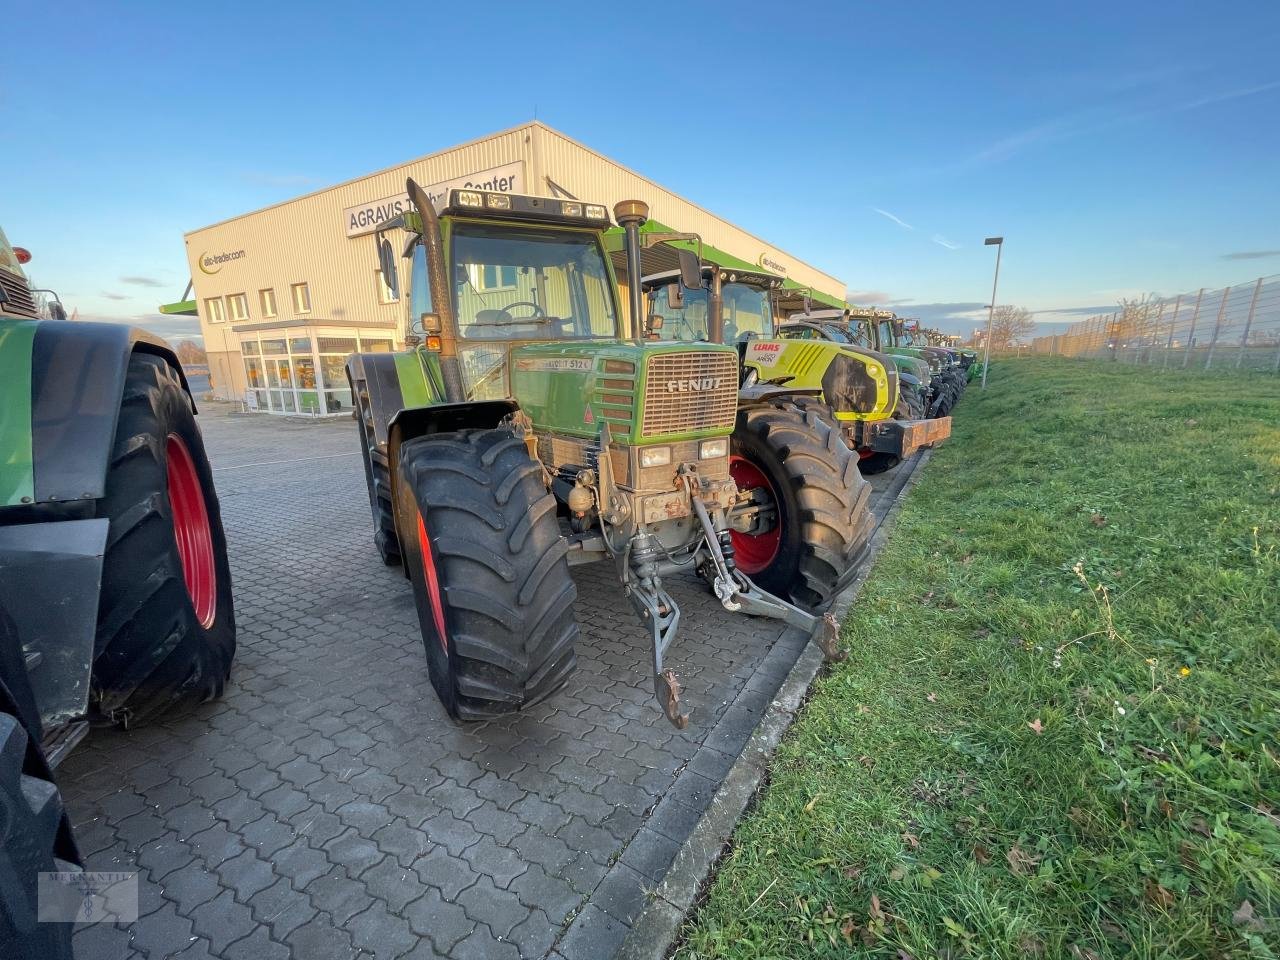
[
  {"left": 479, "top": 265, "right": 518, "bottom": 291},
  {"left": 259, "top": 288, "right": 277, "bottom": 318},
  {"left": 376, "top": 269, "right": 398, "bottom": 304},
  {"left": 228, "top": 293, "right": 249, "bottom": 322},
  {"left": 291, "top": 282, "right": 311, "bottom": 314},
  {"left": 204, "top": 297, "right": 226, "bottom": 324}
]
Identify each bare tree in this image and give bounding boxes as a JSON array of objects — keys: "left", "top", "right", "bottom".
[
  {"left": 1106, "top": 295, "right": 1159, "bottom": 358},
  {"left": 988, "top": 305, "right": 1034, "bottom": 350},
  {"left": 174, "top": 340, "right": 207, "bottom": 365}
]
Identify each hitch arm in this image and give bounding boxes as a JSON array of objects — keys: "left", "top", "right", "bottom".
[{"left": 689, "top": 493, "right": 845, "bottom": 663}]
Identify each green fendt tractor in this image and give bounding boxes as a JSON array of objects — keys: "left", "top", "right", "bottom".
[
  {"left": 0, "top": 229, "right": 235, "bottom": 960},
  {"left": 347, "top": 182, "right": 866, "bottom": 728}
]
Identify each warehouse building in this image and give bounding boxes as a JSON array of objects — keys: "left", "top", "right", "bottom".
[{"left": 165, "top": 121, "right": 848, "bottom": 414}]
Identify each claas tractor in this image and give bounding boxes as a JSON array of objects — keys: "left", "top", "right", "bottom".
[
  {"left": 841, "top": 308, "right": 964, "bottom": 417},
  {"left": 628, "top": 242, "right": 945, "bottom": 477},
  {"left": 346, "top": 182, "right": 865, "bottom": 729},
  {"left": 1, "top": 228, "right": 235, "bottom": 960}
]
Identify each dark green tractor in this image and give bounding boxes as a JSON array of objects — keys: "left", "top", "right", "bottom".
[
  {"left": 1, "top": 228, "right": 235, "bottom": 960},
  {"left": 347, "top": 182, "right": 866, "bottom": 728}
]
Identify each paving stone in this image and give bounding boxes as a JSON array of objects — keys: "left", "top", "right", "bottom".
[
  {"left": 306, "top": 869, "right": 373, "bottom": 927},
  {"left": 509, "top": 906, "right": 561, "bottom": 959},
  {"left": 616, "top": 829, "right": 680, "bottom": 885},
  {"left": 128, "top": 900, "right": 195, "bottom": 959},
  {"left": 556, "top": 903, "right": 629, "bottom": 960},
  {"left": 271, "top": 837, "right": 332, "bottom": 889},
  {"left": 222, "top": 924, "right": 291, "bottom": 960},
  {"left": 189, "top": 888, "right": 256, "bottom": 954},
  {"left": 347, "top": 900, "right": 420, "bottom": 960},
  {"left": 450, "top": 924, "right": 522, "bottom": 960},
  {"left": 461, "top": 834, "right": 529, "bottom": 889},
  {"left": 507, "top": 864, "right": 582, "bottom": 925},
  {"left": 186, "top": 821, "right": 246, "bottom": 869},
  {"left": 590, "top": 862, "right": 651, "bottom": 924},
  {"left": 360, "top": 855, "right": 429, "bottom": 913},
  {"left": 509, "top": 827, "right": 576, "bottom": 876},
  {"left": 217, "top": 847, "right": 277, "bottom": 903},
  {"left": 412, "top": 844, "right": 481, "bottom": 902},
  {"left": 456, "top": 874, "right": 531, "bottom": 939},
  {"left": 240, "top": 813, "right": 296, "bottom": 858},
  {"left": 420, "top": 810, "right": 483, "bottom": 858},
  {"left": 135, "top": 832, "right": 196, "bottom": 881},
  {"left": 403, "top": 885, "right": 476, "bottom": 951},
  {"left": 71, "top": 920, "right": 134, "bottom": 960},
  {"left": 644, "top": 797, "right": 704, "bottom": 843},
  {"left": 158, "top": 864, "right": 221, "bottom": 916},
  {"left": 288, "top": 804, "right": 347, "bottom": 849},
  {"left": 371, "top": 820, "right": 433, "bottom": 867},
  {"left": 284, "top": 913, "right": 358, "bottom": 960},
  {"left": 325, "top": 829, "right": 385, "bottom": 879}
]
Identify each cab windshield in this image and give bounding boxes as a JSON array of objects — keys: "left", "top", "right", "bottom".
[
  {"left": 450, "top": 224, "right": 618, "bottom": 341},
  {"left": 648, "top": 280, "right": 773, "bottom": 343},
  {"left": 439, "top": 224, "right": 619, "bottom": 400}
]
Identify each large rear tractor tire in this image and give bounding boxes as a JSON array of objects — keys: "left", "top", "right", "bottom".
[
  {"left": 0, "top": 679, "right": 80, "bottom": 960},
  {"left": 353, "top": 381, "right": 401, "bottom": 566},
  {"left": 91, "top": 353, "right": 236, "bottom": 727},
  {"left": 396, "top": 428, "right": 579, "bottom": 720},
  {"left": 730, "top": 402, "right": 874, "bottom": 611}
]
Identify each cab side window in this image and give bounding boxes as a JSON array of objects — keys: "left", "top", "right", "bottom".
[{"left": 409, "top": 242, "right": 433, "bottom": 325}]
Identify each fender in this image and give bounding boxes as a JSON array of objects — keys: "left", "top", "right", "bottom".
[
  {"left": 23, "top": 321, "right": 191, "bottom": 507},
  {"left": 898, "top": 370, "right": 921, "bottom": 389},
  {"left": 387, "top": 399, "right": 521, "bottom": 469}
]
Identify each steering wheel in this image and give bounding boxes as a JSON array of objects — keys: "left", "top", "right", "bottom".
[{"left": 501, "top": 301, "right": 545, "bottom": 322}]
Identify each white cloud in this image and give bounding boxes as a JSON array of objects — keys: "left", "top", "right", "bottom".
[
  {"left": 931, "top": 234, "right": 960, "bottom": 251},
  {"left": 871, "top": 207, "right": 914, "bottom": 231}
]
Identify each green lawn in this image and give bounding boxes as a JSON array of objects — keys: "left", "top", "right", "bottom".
[{"left": 677, "top": 357, "right": 1280, "bottom": 959}]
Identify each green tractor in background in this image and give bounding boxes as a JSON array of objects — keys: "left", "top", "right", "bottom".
[
  {"left": 346, "top": 183, "right": 870, "bottom": 728},
  {"left": 837, "top": 308, "right": 965, "bottom": 417},
  {"left": 0, "top": 228, "right": 235, "bottom": 960}
]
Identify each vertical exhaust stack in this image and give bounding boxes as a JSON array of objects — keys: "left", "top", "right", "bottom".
[
  {"left": 406, "top": 178, "right": 466, "bottom": 403},
  {"left": 613, "top": 200, "right": 649, "bottom": 343}
]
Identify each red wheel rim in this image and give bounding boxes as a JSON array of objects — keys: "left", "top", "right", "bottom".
[
  {"left": 729, "top": 454, "right": 782, "bottom": 575},
  {"left": 165, "top": 434, "right": 217, "bottom": 628},
  {"left": 416, "top": 512, "right": 448, "bottom": 651}
]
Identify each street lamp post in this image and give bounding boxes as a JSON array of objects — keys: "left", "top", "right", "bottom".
[{"left": 981, "top": 236, "right": 1003, "bottom": 389}]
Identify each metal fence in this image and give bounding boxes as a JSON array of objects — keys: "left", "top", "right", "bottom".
[{"left": 1029, "top": 275, "right": 1280, "bottom": 372}]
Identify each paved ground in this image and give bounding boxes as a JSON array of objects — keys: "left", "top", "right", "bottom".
[{"left": 62, "top": 405, "right": 897, "bottom": 960}]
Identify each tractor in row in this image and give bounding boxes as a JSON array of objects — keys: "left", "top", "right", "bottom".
[
  {"left": 346, "top": 182, "right": 877, "bottom": 729},
  {"left": 0, "top": 228, "right": 236, "bottom": 959}
]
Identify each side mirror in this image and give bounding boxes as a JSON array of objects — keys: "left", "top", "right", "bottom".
[
  {"left": 49, "top": 301, "right": 68, "bottom": 322},
  {"left": 377, "top": 234, "right": 399, "bottom": 300},
  {"left": 894, "top": 321, "right": 905, "bottom": 337},
  {"left": 668, "top": 283, "right": 684, "bottom": 309},
  {"left": 677, "top": 249, "right": 703, "bottom": 290}
]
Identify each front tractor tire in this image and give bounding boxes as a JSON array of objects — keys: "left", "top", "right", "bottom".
[
  {"left": 92, "top": 353, "right": 236, "bottom": 727},
  {"left": 353, "top": 381, "right": 401, "bottom": 566},
  {"left": 396, "top": 428, "right": 579, "bottom": 720},
  {"left": 730, "top": 403, "right": 875, "bottom": 611}
]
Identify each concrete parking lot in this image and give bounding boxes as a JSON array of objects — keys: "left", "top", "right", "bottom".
[{"left": 62, "top": 404, "right": 900, "bottom": 960}]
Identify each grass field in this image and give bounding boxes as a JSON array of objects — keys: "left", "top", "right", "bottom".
[{"left": 676, "top": 358, "right": 1280, "bottom": 959}]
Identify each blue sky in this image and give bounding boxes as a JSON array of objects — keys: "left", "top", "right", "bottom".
[{"left": 4, "top": 0, "right": 1279, "bottom": 340}]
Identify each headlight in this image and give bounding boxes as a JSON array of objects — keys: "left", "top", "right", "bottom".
[
  {"left": 699, "top": 438, "right": 728, "bottom": 460},
  {"left": 640, "top": 446, "right": 672, "bottom": 468},
  {"left": 585, "top": 204, "right": 608, "bottom": 220},
  {"left": 561, "top": 202, "right": 582, "bottom": 217},
  {"left": 457, "top": 190, "right": 483, "bottom": 207},
  {"left": 485, "top": 194, "right": 511, "bottom": 210},
  {"left": 867, "top": 364, "right": 879, "bottom": 376}
]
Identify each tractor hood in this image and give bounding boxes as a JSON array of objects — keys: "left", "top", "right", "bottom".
[{"left": 512, "top": 339, "right": 739, "bottom": 445}]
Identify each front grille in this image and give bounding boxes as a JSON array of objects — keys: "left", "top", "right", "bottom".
[
  {"left": 0, "top": 269, "right": 38, "bottom": 319},
  {"left": 641, "top": 352, "right": 738, "bottom": 438}
]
